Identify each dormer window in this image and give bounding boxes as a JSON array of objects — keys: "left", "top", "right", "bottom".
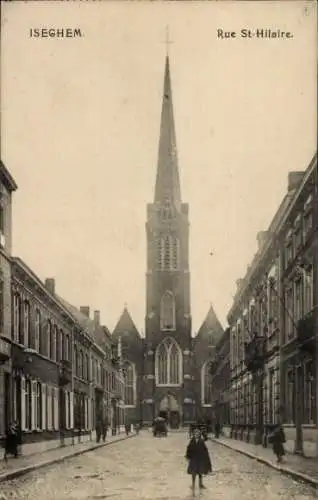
[{"left": 161, "top": 197, "right": 173, "bottom": 220}]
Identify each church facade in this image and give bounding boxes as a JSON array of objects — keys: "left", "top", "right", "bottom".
[{"left": 112, "top": 54, "right": 224, "bottom": 427}]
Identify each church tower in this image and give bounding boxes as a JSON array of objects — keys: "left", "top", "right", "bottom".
[{"left": 143, "top": 53, "right": 193, "bottom": 427}]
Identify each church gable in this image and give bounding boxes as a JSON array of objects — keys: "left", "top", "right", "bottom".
[
  {"left": 195, "top": 304, "right": 224, "bottom": 346},
  {"left": 112, "top": 306, "right": 141, "bottom": 341}
]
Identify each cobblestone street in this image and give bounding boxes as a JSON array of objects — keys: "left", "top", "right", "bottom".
[{"left": 0, "top": 432, "right": 316, "bottom": 500}]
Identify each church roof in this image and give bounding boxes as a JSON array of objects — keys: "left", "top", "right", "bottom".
[
  {"left": 195, "top": 304, "right": 224, "bottom": 342},
  {"left": 154, "top": 55, "right": 181, "bottom": 209},
  {"left": 112, "top": 306, "right": 141, "bottom": 340}
]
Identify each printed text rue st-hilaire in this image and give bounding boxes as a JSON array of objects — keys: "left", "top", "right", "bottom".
[{"left": 217, "top": 28, "right": 293, "bottom": 39}]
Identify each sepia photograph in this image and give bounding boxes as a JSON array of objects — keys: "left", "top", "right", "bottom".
[{"left": 0, "top": 1, "right": 317, "bottom": 498}]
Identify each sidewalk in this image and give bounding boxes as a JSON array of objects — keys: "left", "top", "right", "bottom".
[
  {"left": 0, "top": 432, "right": 136, "bottom": 483},
  {"left": 212, "top": 436, "right": 318, "bottom": 488}
]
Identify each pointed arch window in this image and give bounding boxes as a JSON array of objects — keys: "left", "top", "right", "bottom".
[
  {"left": 124, "top": 362, "right": 136, "bottom": 407},
  {"left": 201, "top": 361, "right": 213, "bottom": 406},
  {"left": 160, "top": 291, "right": 176, "bottom": 330},
  {"left": 155, "top": 338, "right": 182, "bottom": 386}
]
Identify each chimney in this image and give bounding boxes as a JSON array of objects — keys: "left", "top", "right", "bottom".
[
  {"left": 45, "top": 278, "right": 55, "bottom": 295},
  {"left": 256, "top": 230, "right": 268, "bottom": 249},
  {"left": 288, "top": 171, "right": 304, "bottom": 192},
  {"left": 94, "top": 310, "right": 100, "bottom": 326},
  {"left": 80, "top": 306, "right": 90, "bottom": 318}
]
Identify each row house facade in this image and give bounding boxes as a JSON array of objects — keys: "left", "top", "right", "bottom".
[
  {"left": 6, "top": 259, "right": 125, "bottom": 456},
  {"left": 209, "top": 327, "right": 231, "bottom": 434},
  {"left": 0, "top": 161, "right": 17, "bottom": 437},
  {"left": 228, "top": 152, "right": 318, "bottom": 457},
  {"left": 62, "top": 303, "right": 126, "bottom": 435}
]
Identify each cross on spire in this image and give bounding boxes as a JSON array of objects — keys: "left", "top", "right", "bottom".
[{"left": 163, "top": 25, "right": 174, "bottom": 55}]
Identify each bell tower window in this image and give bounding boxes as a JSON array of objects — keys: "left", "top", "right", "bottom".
[{"left": 156, "top": 235, "right": 179, "bottom": 271}]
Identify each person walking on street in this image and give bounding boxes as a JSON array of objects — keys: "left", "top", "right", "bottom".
[
  {"left": 4, "top": 421, "right": 20, "bottom": 462},
  {"left": 269, "top": 423, "right": 286, "bottom": 463},
  {"left": 101, "top": 419, "right": 108, "bottom": 442},
  {"left": 214, "top": 421, "right": 221, "bottom": 439},
  {"left": 96, "top": 420, "right": 102, "bottom": 443},
  {"left": 185, "top": 427, "right": 212, "bottom": 492}
]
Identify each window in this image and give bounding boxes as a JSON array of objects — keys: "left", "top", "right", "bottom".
[
  {"left": 304, "top": 360, "right": 316, "bottom": 425},
  {"left": 155, "top": 338, "right": 182, "bottom": 385},
  {"left": 294, "top": 223, "right": 302, "bottom": 253},
  {"left": 124, "top": 362, "right": 136, "bottom": 406},
  {"left": 285, "top": 288, "right": 294, "bottom": 340},
  {"left": 268, "top": 279, "right": 279, "bottom": 334},
  {"left": 303, "top": 195, "right": 313, "bottom": 240},
  {"left": 249, "top": 303, "right": 257, "bottom": 333},
  {"left": 74, "top": 346, "right": 78, "bottom": 376},
  {"left": 304, "top": 266, "right": 314, "bottom": 314},
  {"left": 79, "top": 351, "right": 84, "bottom": 378},
  {"left": 64, "top": 334, "right": 70, "bottom": 361},
  {"left": 0, "top": 279, "right": 4, "bottom": 333},
  {"left": 163, "top": 236, "right": 171, "bottom": 269},
  {"left": 13, "top": 294, "right": 21, "bottom": 343},
  {"left": 50, "top": 323, "right": 56, "bottom": 361},
  {"left": 23, "top": 301, "right": 30, "bottom": 347},
  {"left": 160, "top": 291, "right": 175, "bottom": 330},
  {"left": 207, "top": 332, "right": 213, "bottom": 347},
  {"left": 34, "top": 309, "right": 41, "bottom": 352},
  {"left": 268, "top": 369, "right": 276, "bottom": 424},
  {"left": 161, "top": 198, "right": 173, "bottom": 220},
  {"left": 201, "top": 361, "right": 213, "bottom": 405},
  {"left": 294, "top": 279, "right": 303, "bottom": 322},
  {"left": 54, "top": 326, "right": 59, "bottom": 362},
  {"left": 25, "top": 379, "right": 32, "bottom": 431},
  {"left": 36, "top": 382, "right": 42, "bottom": 429},
  {"left": 172, "top": 237, "right": 179, "bottom": 270},
  {"left": 286, "top": 369, "right": 296, "bottom": 424},
  {"left": 47, "top": 320, "right": 52, "bottom": 358},
  {"left": 285, "top": 242, "right": 293, "bottom": 268},
  {"left": 86, "top": 354, "right": 90, "bottom": 381},
  {"left": 51, "top": 388, "right": 55, "bottom": 429},
  {"left": 0, "top": 203, "right": 4, "bottom": 235},
  {"left": 59, "top": 330, "right": 64, "bottom": 361}
]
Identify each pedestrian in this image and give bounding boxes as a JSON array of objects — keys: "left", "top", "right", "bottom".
[
  {"left": 102, "top": 419, "right": 108, "bottom": 442},
  {"left": 214, "top": 421, "right": 221, "bottom": 439},
  {"left": 185, "top": 427, "right": 212, "bottom": 491},
  {"left": 125, "top": 423, "right": 130, "bottom": 436},
  {"left": 134, "top": 422, "right": 140, "bottom": 435},
  {"left": 4, "top": 421, "right": 19, "bottom": 462},
  {"left": 96, "top": 420, "right": 102, "bottom": 443},
  {"left": 269, "top": 423, "right": 286, "bottom": 463}
]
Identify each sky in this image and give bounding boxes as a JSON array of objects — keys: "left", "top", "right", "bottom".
[{"left": 1, "top": 1, "right": 317, "bottom": 334}]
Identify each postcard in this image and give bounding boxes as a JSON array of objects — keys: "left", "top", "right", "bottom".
[{"left": 0, "top": 1, "right": 317, "bottom": 498}]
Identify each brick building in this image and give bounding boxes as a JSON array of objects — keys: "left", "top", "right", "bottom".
[
  {"left": 209, "top": 327, "right": 231, "bottom": 434},
  {"left": 0, "top": 161, "right": 17, "bottom": 437},
  {"left": 111, "top": 54, "right": 224, "bottom": 428},
  {"left": 228, "top": 153, "right": 318, "bottom": 457}
]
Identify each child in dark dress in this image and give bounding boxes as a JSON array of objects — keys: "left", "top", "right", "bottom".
[{"left": 185, "top": 427, "right": 212, "bottom": 491}]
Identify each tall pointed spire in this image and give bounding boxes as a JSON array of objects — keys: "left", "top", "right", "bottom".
[{"left": 154, "top": 53, "right": 181, "bottom": 208}]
